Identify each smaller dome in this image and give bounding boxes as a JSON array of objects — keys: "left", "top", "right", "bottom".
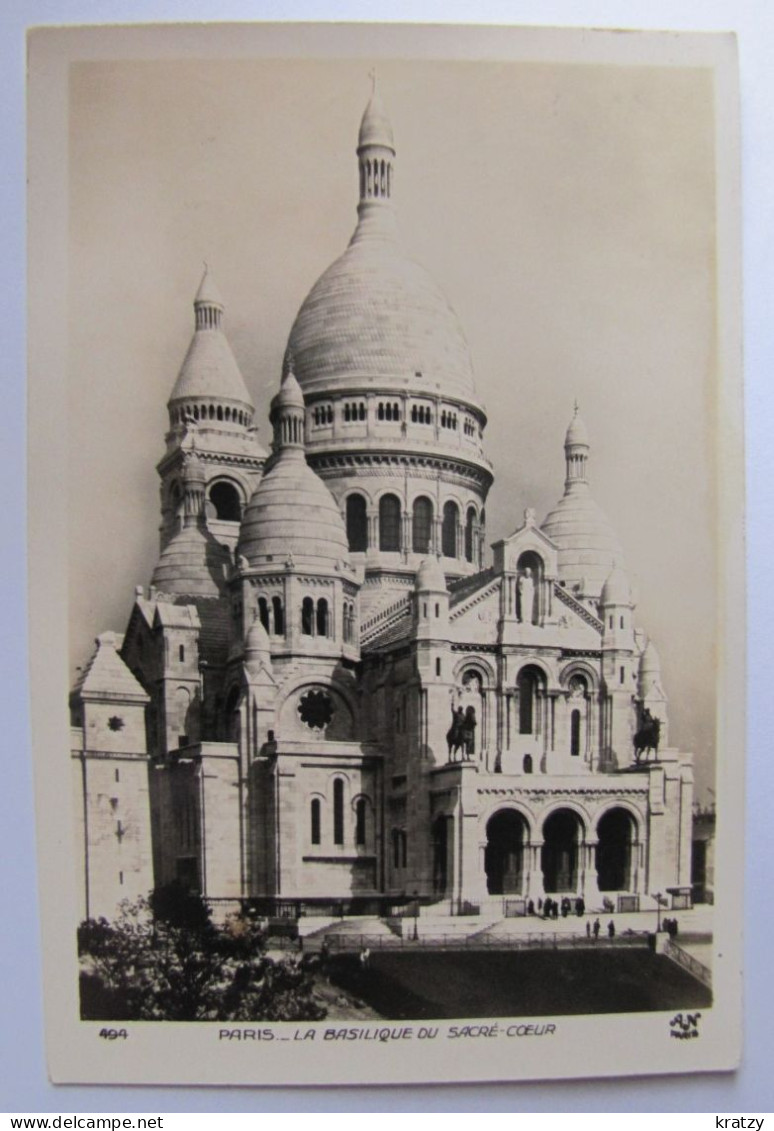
[
  {"left": 601, "top": 564, "right": 631, "bottom": 606},
  {"left": 565, "top": 407, "right": 589, "bottom": 448},
  {"left": 415, "top": 557, "right": 447, "bottom": 592},
  {"left": 238, "top": 450, "right": 349, "bottom": 570},
  {"left": 151, "top": 525, "right": 232, "bottom": 598},
  {"left": 541, "top": 490, "right": 624, "bottom": 601},
  {"left": 640, "top": 639, "right": 661, "bottom": 675},
  {"left": 358, "top": 89, "right": 394, "bottom": 150}
]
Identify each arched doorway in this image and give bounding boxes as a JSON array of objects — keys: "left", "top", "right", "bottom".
[
  {"left": 485, "top": 810, "right": 529, "bottom": 895},
  {"left": 432, "top": 815, "right": 450, "bottom": 896},
  {"left": 542, "top": 809, "right": 584, "bottom": 892},
  {"left": 596, "top": 808, "right": 637, "bottom": 891}
]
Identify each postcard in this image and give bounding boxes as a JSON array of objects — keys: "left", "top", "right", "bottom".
[{"left": 27, "top": 21, "right": 743, "bottom": 1086}]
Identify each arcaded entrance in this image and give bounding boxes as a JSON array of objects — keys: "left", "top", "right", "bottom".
[
  {"left": 541, "top": 809, "right": 584, "bottom": 892},
  {"left": 596, "top": 808, "right": 637, "bottom": 891},
  {"left": 485, "top": 810, "right": 529, "bottom": 895}
]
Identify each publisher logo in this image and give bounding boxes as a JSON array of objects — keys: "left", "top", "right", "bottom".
[{"left": 669, "top": 1012, "right": 701, "bottom": 1039}]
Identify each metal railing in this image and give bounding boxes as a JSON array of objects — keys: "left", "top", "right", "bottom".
[
  {"left": 663, "top": 940, "right": 712, "bottom": 987},
  {"left": 315, "top": 930, "right": 651, "bottom": 953}
]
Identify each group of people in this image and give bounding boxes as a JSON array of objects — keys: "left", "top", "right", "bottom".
[
  {"left": 525, "top": 898, "right": 624, "bottom": 942},
  {"left": 662, "top": 917, "right": 680, "bottom": 938},
  {"left": 528, "top": 896, "right": 586, "bottom": 919}
]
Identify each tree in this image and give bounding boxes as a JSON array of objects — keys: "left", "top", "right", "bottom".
[{"left": 78, "top": 886, "right": 326, "bottom": 1022}]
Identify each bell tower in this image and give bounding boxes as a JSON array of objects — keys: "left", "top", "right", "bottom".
[{"left": 157, "top": 268, "right": 267, "bottom": 555}]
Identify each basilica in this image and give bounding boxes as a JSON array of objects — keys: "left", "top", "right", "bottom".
[{"left": 70, "top": 86, "right": 694, "bottom": 923}]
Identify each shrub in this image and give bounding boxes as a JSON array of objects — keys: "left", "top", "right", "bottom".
[{"left": 78, "top": 889, "right": 325, "bottom": 1023}]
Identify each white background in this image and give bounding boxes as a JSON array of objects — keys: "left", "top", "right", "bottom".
[{"left": 2, "top": 0, "right": 772, "bottom": 1114}]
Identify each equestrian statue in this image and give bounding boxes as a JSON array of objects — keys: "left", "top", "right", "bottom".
[{"left": 633, "top": 706, "right": 661, "bottom": 763}]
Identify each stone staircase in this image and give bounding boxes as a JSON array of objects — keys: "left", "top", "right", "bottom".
[{"left": 300, "top": 915, "right": 402, "bottom": 948}]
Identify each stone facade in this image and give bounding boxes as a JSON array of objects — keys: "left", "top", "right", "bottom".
[{"left": 71, "top": 86, "right": 693, "bottom": 922}]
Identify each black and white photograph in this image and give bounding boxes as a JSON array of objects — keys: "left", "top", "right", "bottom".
[{"left": 26, "top": 21, "right": 744, "bottom": 1088}]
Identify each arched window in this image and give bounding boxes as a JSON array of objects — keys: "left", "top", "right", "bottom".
[
  {"left": 379, "top": 494, "right": 401, "bottom": 552},
  {"left": 518, "top": 667, "right": 539, "bottom": 734},
  {"left": 346, "top": 494, "right": 368, "bottom": 553},
  {"left": 209, "top": 481, "right": 242, "bottom": 522},
  {"left": 272, "top": 596, "right": 284, "bottom": 636},
  {"left": 465, "top": 506, "right": 476, "bottom": 562},
  {"left": 412, "top": 496, "right": 433, "bottom": 554},
  {"left": 442, "top": 501, "right": 459, "bottom": 558},
  {"left": 523, "top": 754, "right": 533, "bottom": 774},
  {"left": 257, "top": 597, "right": 269, "bottom": 632},
  {"left": 333, "top": 779, "right": 344, "bottom": 846},
  {"left": 355, "top": 798, "right": 367, "bottom": 846},
  {"left": 310, "top": 798, "right": 321, "bottom": 845},
  {"left": 301, "top": 597, "right": 314, "bottom": 635},
  {"left": 571, "top": 709, "right": 581, "bottom": 757},
  {"left": 316, "top": 597, "right": 329, "bottom": 637}
]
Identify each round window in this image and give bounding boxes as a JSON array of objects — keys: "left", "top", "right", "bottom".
[{"left": 298, "top": 689, "right": 334, "bottom": 730}]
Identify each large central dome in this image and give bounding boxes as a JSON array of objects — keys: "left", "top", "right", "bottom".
[
  {"left": 284, "top": 85, "right": 480, "bottom": 408},
  {"left": 275, "top": 84, "right": 493, "bottom": 605},
  {"left": 286, "top": 231, "right": 478, "bottom": 403}
]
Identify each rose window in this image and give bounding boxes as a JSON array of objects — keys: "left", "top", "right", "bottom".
[{"left": 298, "top": 689, "right": 334, "bottom": 730}]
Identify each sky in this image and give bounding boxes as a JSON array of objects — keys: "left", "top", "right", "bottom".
[{"left": 66, "top": 50, "right": 720, "bottom": 798}]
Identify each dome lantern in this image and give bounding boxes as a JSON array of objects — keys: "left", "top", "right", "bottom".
[
  {"left": 564, "top": 401, "right": 590, "bottom": 492},
  {"left": 355, "top": 71, "right": 397, "bottom": 237},
  {"left": 269, "top": 360, "right": 306, "bottom": 456}
]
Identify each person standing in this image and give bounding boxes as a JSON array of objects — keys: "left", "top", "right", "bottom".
[{"left": 593, "top": 918, "right": 601, "bottom": 940}]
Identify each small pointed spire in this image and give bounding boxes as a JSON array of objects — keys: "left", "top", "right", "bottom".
[{"left": 358, "top": 76, "right": 395, "bottom": 152}]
